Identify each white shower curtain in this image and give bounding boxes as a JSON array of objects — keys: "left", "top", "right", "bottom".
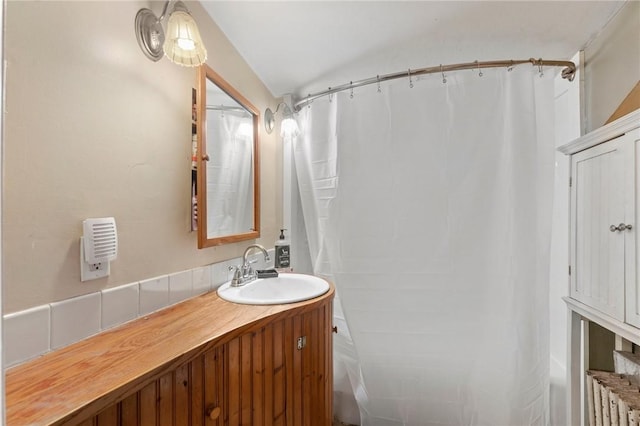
[{"left": 293, "top": 67, "right": 555, "bottom": 425}]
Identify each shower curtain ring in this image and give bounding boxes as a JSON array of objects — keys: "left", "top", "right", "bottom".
[
  {"left": 307, "top": 94, "right": 312, "bottom": 109},
  {"left": 538, "top": 59, "right": 544, "bottom": 78},
  {"left": 476, "top": 60, "right": 483, "bottom": 77},
  {"left": 507, "top": 60, "right": 514, "bottom": 72},
  {"left": 350, "top": 82, "right": 354, "bottom": 99},
  {"left": 441, "top": 65, "right": 447, "bottom": 84},
  {"left": 328, "top": 88, "right": 333, "bottom": 103},
  {"left": 408, "top": 69, "right": 414, "bottom": 88},
  {"left": 377, "top": 75, "right": 382, "bottom": 93}
]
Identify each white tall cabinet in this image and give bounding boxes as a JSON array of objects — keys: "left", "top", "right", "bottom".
[
  {"left": 628, "top": 132, "right": 640, "bottom": 328},
  {"left": 559, "top": 110, "right": 640, "bottom": 425}
]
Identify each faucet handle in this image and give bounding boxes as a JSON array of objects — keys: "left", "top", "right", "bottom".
[{"left": 229, "top": 265, "right": 242, "bottom": 286}]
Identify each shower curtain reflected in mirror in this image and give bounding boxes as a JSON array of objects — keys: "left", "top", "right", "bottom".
[
  {"left": 293, "top": 67, "right": 555, "bottom": 425},
  {"left": 206, "top": 111, "right": 254, "bottom": 238}
]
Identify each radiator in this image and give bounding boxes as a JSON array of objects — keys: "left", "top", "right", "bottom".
[{"left": 586, "top": 370, "right": 640, "bottom": 426}]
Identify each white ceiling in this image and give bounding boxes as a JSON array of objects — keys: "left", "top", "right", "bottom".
[{"left": 201, "top": 1, "right": 626, "bottom": 98}]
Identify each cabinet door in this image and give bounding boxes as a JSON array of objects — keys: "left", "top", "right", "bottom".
[
  {"left": 90, "top": 348, "right": 225, "bottom": 425},
  {"left": 626, "top": 128, "right": 640, "bottom": 327},
  {"left": 82, "top": 300, "right": 333, "bottom": 425},
  {"left": 221, "top": 304, "right": 333, "bottom": 425},
  {"left": 570, "top": 136, "right": 628, "bottom": 320}
]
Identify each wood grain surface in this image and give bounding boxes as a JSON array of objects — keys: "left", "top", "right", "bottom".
[{"left": 6, "top": 280, "right": 334, "bottom": 425}]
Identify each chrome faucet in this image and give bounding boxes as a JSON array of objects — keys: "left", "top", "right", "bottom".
[{"left": 230, "top": 244, "right": 270, "bottom": 287}]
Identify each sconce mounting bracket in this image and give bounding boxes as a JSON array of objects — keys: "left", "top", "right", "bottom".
[
  {"left": 264, "top": 107, "right": 275, "bottom": 134},
  {"left": 135, "top": 8, "right": 165, "bottom": 62}
]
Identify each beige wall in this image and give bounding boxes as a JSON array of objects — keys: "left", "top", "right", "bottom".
[
  {"left": 585, "top": 0, "right": 640, "bottom": 132},
  {"left": 3, "top": 1, "right": 280, "bottom": 313}
]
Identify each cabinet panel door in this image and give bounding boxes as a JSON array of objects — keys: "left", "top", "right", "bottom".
[
  {"left": 571, "top": 137, "right": 626, "bottom": 320},
  {"left": 77, "top": 301, "right": 333, "bottom": 425},
  {"left": 626, "top": 128, "right": 640, "bottom": 327}
]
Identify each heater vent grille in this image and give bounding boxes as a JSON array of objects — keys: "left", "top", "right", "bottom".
[
  {"left": 587, "top": 370, "right": 640, "bottom": 426},
  {"left": 83, "top": 218, "right": 118, "bottom": 263}
]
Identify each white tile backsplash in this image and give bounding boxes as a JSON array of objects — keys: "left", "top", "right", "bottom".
[
  {"left": 51, "top": 293, "right": 101, "bottom": 350},
  {"left": 209, "top": 251, "right": 274, "bottom": 289},
  {"left": 169, "top": 270, "right": 192, "bottom": 304},
  {"left": 139, "top": 276, "right": 169, "bottom": 316},
  {"left": 212, "top": 258, "right": 240, "bottom": 287},
  {"left": 101, "top": 283, "right": 139, "bottom": 330},
  {"left": 192, "top": 266, "right": 212, "bottom": 295},
  {"left": 4, "top": 257, "right": 248, "bottom": 367},
  {"left": 4, "top": 305, "right": 50, "bottom": 367}
]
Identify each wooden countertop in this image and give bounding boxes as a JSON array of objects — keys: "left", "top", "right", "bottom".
[{"left": 5, "top": 282, "right": 335, "bottom": 425}]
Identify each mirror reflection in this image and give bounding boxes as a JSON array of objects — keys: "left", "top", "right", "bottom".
[
  {"left": 205, "top": 84, "right": 254, "bottom": 236},
  {"left": 197, "top": 65, "right": 260, "bottom": 248}
]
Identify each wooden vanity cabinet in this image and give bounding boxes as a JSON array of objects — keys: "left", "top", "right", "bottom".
[
  {"left": 5, "top": 284, "right": 334, "bottom": 426},
  {"left": 81, "top": 303, "right": 333, "bottom": 426}
]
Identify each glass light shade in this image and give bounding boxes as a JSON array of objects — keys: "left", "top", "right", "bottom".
[
  {"left": 163, "top": 10, "right": 207, "bottom": 67},
  {"left": 281, "top": 117, "right": 300, "bottom": 138}
]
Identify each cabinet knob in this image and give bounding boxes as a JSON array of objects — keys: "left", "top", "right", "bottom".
[
  {"left": 610, "top": 223, "right": 633, "bottom": 232},
  {"left": 206, "top": 405, "right": 221, "bottom": 420},
  {"left": 202, "top": 154, "right": 210, "bottom": 162}
]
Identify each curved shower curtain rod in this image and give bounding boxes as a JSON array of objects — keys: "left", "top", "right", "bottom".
[{"left": 293, "top": 58, "right": 576, "bottom": 111}]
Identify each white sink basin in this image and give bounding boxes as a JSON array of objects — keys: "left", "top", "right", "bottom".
[{"left": 217, "top": 273, "right": 330, "bottom": 305}]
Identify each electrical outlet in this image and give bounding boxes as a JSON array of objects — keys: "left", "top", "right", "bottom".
[
  {"left": 89, "top": 263, "right": 103, "bottom": 272},
  {"left": 80, "top": 238, "right": 110, "bottom": 281}
]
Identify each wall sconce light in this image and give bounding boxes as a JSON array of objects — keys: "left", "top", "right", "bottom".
[
  {"left": 265, "top": 102, "right": 300, "bottom": 138},
  {"left": 135, "top": 0, "right": 207, "bottom": 67}
]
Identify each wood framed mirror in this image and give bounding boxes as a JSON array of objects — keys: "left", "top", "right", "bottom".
[{"left": 196, "top": 64, "right": 260, "bottom": 248}]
